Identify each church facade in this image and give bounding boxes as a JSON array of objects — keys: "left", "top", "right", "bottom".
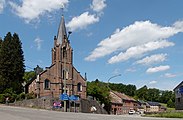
[{"left": 28, "top": 16, "right": 87, "bottom": 99}]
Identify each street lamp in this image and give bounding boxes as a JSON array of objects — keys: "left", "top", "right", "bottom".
[{"left": 107, "top": 74, "right": 121, "bottom": 90}]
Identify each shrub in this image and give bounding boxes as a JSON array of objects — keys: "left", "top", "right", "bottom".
[{"left": 0, "top": 94, "right": 5, "bottom": 103}]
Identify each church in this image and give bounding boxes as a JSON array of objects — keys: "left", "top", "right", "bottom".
[{"left": 28, "top": 15, "right": 87, "bottom": 99}]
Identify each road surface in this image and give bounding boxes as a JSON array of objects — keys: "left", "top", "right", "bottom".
[{"left": 0, "top": 105, "right": 181, "bottom": 120}]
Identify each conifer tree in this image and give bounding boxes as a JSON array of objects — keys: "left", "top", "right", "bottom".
[{"left": 0, "top": 32, "right": 25, "bottom": 94}]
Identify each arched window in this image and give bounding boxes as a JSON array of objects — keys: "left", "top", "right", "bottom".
[
  {"left": 44, "top": 79, "right": 50, "bottom": 89},
  {"left": 77, "top": 83, "right": 82, "bottom": 92},
  {"left": 62, "top": 70, "right": 68, "bottom": 80},
  {"left": 63, "top": 47, "right": 67, "bottom": 58}
]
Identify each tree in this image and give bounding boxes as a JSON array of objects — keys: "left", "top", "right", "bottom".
[
  {"left": 87, "top": 79, "right": 110, "bottom": 104},
  {"left": 23, "top": 71, "right": 36, "bottom": 83},
  {"left": 167, "top": 99, "right": 175, "bottom": 108},
  {"left": 147, "top": 88, "right": 160, "bottom": 102},
  {"left": 135, "top": 85, "right": 148, "bottom": 100},
  {"left": 125, "top": 84, "right": 136, "bottom": 96},
  {"left": 0, "top": 32, "right": 25, "bottom": 94},
  {"left": 159, "top": 90, "right": 174, "bottom": 103}
]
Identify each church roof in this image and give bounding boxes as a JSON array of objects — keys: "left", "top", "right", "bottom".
[{"left": 57, "top": 15, "right": 67, "bottom": 44}]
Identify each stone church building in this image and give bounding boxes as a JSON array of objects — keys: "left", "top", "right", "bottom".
[{"left": 28, "top": 16, "right": 87, "bottom": 99}]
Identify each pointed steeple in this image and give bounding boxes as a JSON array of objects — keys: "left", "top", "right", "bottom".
[{"left": 57, "top": 15, "right": 67, "bottom": 44}]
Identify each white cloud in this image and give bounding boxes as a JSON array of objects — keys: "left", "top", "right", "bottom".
[
  {"left": 108, "top": 41, "right": 174, "bottom": 64},
  {"left": 0, "top": 0, "right": 5, "bottom": 13},
  {"left": 125, "top": 67, "right": 136, "bottom": 72},
  {"left": 149, "top": 80, "right": 157, "bottom": 85},
  {"left": 66, "top": 12, "right": 99, "bottom": 31},
  {"left": 85, "top": 20, "right": 183, "bottom": 63},
  {"left": 136, "top": 53, "right": 167, "bottom": 65},
  {"left": 9, "top": 0, "right": 69, "bottom": 23},
  {"left": 164, "top": 73, "right": 176, "bottom": 78},
  {"left": 146, "top": 65, "right": 170, "bottom": 73},
  {"left": 90, "top": 0, "right": 106, "bottom": 13},
  {"left": 34, "top": 37, "right": 43, "bottom": 50}
]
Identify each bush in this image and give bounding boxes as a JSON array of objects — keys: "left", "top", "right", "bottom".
[
  {"left": 16, "top": 93, "right": 26, "bottom": 101},
  {"left": 26, "top": 92, "right": 36, "bottom": 99},
  {"left": 0, "top": 94, "right": 5, "bottom": 103}
]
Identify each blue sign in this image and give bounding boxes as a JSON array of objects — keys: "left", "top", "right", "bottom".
[
  {"left": 69, "top": 95, "right": 79, "bottom": 101},
  {"left": 60, "top": 93, "right": 69, "bottom": 100}
]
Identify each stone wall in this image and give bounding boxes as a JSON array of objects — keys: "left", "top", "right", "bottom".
[
  {"left": 10, "top": 98, "right": 53, "bottom": 110},
  {"left": 80, "top": 99, "right": 107, "bottom": 114}
]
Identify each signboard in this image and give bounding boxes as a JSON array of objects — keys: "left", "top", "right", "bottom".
[
  {"left": 60, "top": 94, "right": 79, "bottom": 101},
  {"left": 60, "top": 93, "right": 69, "bottom": 100},
  {"left": 69, "top": 95, "right": 79, "bottom": 101}
]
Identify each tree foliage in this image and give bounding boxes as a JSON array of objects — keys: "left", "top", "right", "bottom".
[
  {"left": 109, "top": 83, "right": 136, "bottom": 96},
  {"left": 0, "top": 32, "right": 25, "bottom": 94},
  {"left": 87, "top": 79, "right": 175, "bottom": 108},
  {"left": 87, "top": 79, "right": 110, "bottom": 105}
]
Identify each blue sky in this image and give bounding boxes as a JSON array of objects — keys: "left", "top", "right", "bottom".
[{"left": 1, "top": 0, "right": 183, "bottom": 90}]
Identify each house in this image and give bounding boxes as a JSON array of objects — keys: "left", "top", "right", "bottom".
[
  {"left": 28, "top": 15, "right": 87, "bottom": 100},
  {"left": 109, "top": 91, "right": 137, "bottom": 115},
  {"left": 174, "top": 81, "right": 183, "bottom": 110},
  {"left": 146, "top": 101, "right": 161, "bottom": 112}
]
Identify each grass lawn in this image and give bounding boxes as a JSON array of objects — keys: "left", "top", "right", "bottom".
[{"left": 144, "top": 112, "right": 183, "bottom": 118}]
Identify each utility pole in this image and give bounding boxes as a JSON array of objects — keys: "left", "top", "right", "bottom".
[{"left": 63, "top": 54, "right": 67, "bottom": 112}]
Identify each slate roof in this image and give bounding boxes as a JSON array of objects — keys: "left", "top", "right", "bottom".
[
  {"left": 57, "top": 15, "right": 67, "bottom": 44},
  {"left": 110, "top": 91, "right": 136, "bottom": 104},
  {"left": 147, "top": 101, "right": 161, "bottom": 106}
]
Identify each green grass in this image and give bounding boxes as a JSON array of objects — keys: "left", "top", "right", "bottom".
[
  {"left": 144, "top": 112, "right": 183, "bottom": 118},
  {"left": 160, "top": 103, "right": 175, "bottom": 111}
]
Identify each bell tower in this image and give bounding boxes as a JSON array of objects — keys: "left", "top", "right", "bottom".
[{"left": 52, "top": 15, "right": 73, "bottom": 65}]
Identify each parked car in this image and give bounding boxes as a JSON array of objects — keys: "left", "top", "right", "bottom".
[{"left": 128, "top": 110, "right": 136, "bottom": 115}]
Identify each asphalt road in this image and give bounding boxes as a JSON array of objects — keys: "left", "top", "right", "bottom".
[{"left": 0, "top": 105, "right": 182, "bottom": 120}]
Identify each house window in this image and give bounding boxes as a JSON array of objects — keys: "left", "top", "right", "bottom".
[
  {"left": 177, "top": 98, "right": 181, "bottom": 103},
  {"left": 77, "top": 83, "right": 82, "bottom": 92},
  {"left": 44, "top": 79, "right": 50, "bottom": 89}
]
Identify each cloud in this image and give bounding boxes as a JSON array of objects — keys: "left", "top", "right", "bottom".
[
  {"left": 136, "top": 53, "right": 167, "bottom": 65},
  {"left": 108, "top": 41, "right": 173, "bottom": 64},
  {"left": 0, "top": 0, "right": 5, "bottom": 13},
  {"left": 164, "top": 73, "right": 176, "bottom": 78},
  {"left": 85, "top": 20, "right": 183, "bottom": 63},
  {"left": 66, "top": 12, "right": 99, "bottom": 31},
  {"left": 146, "top": 65, "right": 170, "bottom": 73},
  {"left": 34, "top": 37, "right": 43, "bottom": 50},
  {"left": 125, "top": 67, "right": 136, "bottom": 72},
  {"left": 90, "top": 0, "right": 106, "bottom": 13},
  {"left": 9, "top": 0, "right": 69, "bottom": 23},
  {"left": 149, "top": 80, "right": 157, "bottom": 85}
]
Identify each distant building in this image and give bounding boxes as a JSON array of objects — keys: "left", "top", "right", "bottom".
[
  {"left": 28, "top": 15, "right": 87, "bottom": 99},
  {"left": 174, "top": 81, "right": 183, "bottom": 110},
  {"left": 137, "top": 100, "right": 166, "bottom": 113},
  {"left": 109, "top": 91, "right": 137, "bottom": 115},
  {"left": 146, "top": 101, "right": 161, "bottom": 112}
]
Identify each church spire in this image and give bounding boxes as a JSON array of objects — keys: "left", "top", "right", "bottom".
[{"left": 57, "top": 15, "right": 67, "bottom": 44}]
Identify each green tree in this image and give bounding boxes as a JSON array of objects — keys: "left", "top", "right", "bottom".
[
  {"left": 167, "top": 99, "right": 175, "bottom": 108},
  {"left": 159, "top": 90, "right": 175, "bottom": 103},
  {"left": 147, "top": 88, "right": 160, "bottom": 102},
  {"left": 125, "top": 84, "right": 136, "bottom": 96},
  {"left": 87, "top": 79, "right": 110, "bottom": 104},
  {"left": 0, "top": 32, "right": 25, "bottom": 94},
  {"left": 135, "top": 85, "right": 148, "bottom": 100},
  {"left": 23, "top": 71, "right": 36, "bottom": 83}
]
